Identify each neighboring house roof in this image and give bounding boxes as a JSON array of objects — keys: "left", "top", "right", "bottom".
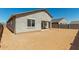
[
  {"left": 70, "top": 21, "right": 79, "bottom": 24},
  {"left": 7, "top": 9, "right": 53, "bottom": 23},
  {"left": 0, "top": 23, "right": 2, "bottom": 26},
  {"left": 52, "top": 18, "right": 64, "bottom": 23}
]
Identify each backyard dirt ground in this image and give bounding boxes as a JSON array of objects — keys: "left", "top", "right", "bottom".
[{"left": 0, "top": 27, "right": 78, "bottom": 50}]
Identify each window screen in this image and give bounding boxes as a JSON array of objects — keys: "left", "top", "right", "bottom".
[{"left": 27, "top": 19, "right": 35, "bottom": 27}]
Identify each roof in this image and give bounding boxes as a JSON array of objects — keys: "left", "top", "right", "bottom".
[
  {"left": 0, "top": 23, "right": 3, "bottom": 27},
  {"left": 70, "top": 21, "right": 79, "bottom": 24},
  {"left": 52, "top": 18, "right": 64, "bottom": 23},
  {"left": 0, "top": 23, "right": 2, "bottom": 26},
  {"left": 7, "top": 9, "right": 53, "bottom": 22}
]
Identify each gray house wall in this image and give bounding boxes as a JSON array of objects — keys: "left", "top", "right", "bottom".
[{"left": 7, "top": 17, "right": 15, "bottom": 33}]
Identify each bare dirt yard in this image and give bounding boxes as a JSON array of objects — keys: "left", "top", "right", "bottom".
[{"left": 0, "top": 27, "right": 78, "bottom": 50}]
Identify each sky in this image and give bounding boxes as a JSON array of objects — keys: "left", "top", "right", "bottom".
[{"left": 0, "top": 8, "right": 79, "bottom": 23}]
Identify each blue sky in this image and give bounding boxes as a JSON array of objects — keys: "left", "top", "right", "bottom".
[{"left": 0, "top": 8, "right": 79, "bottom": 23}]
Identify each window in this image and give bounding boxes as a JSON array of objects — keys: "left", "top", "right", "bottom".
[
  {"left": 32, "top": 20, "right": 35, "bottom": 27},
  {"left": 27, "top": 19, "right": 31, "bottom": 26},
  {"left": 27, "top": 19, "right": 35, "bottom": 27}
]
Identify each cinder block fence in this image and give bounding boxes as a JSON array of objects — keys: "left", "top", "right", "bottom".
[{"left": 52, "top": 24, "right": 79, "bottom": 29}]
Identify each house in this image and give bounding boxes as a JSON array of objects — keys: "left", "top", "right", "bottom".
[
  {"left": 7, "top": 9, "right": 52, "bottom": 34},
  {"left": 69, "top": 21, "right": 79, "bottom": 29},
  {"left": 70, "top": 21, "right": 79, "bottom": 24},
  {"left": 51, "top": 18, "right": 67, "bottom": 28}
]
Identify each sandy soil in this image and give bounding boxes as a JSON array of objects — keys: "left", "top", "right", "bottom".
[{"left": 0, "top": 27, "right": 78, "bottom": 50}]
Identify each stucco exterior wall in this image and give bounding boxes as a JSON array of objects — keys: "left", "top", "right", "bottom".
[
  {"left": 15, "top": 12, "right": 52, "bottom": 33},
  {"left": 7, "top": 17, "right": 15, "bottom": 33},
  {"left": 59, "top": 19, "right": 67, "bottom": 24}
]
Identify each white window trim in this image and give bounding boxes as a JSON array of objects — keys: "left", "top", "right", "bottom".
[{"left": 27, "top": 19, "right": 35, "bottom": 28}]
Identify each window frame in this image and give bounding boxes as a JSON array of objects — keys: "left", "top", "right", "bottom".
[{"left": 27, "top": 19, "right": 35, "bottom": 27}]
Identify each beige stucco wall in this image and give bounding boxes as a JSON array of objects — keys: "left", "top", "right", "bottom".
[
  {"left": 59, "top": 19, "right": 67, "bottom": 24},
  {"left": 15, "top": 12, "right": 52, "bottom": 33}
]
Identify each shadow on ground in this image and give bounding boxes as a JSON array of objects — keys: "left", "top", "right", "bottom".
[
  {"left": 0, "top": 24, "right": 4, "bottom": 46},
  {"left": 70, "top": 30, "right": 79, "bottom": 50}
]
